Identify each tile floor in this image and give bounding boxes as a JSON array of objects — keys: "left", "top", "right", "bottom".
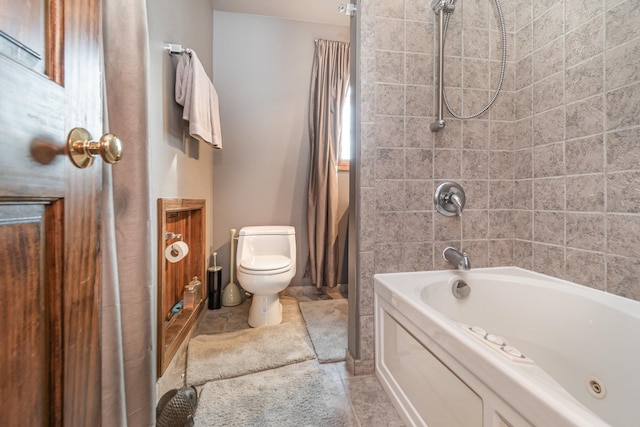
[{"left": 159, "top": 288, "right": 406, "bottom": 426}]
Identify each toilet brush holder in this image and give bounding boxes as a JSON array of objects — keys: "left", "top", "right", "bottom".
[
  {"left": 207, "top": 266, "right": 222, "bottom": 310},
  {"left": 222, "top": 228, "right": 242, "bottom": 307}
]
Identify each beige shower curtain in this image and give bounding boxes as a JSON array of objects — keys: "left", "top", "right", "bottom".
[
  {"left": 102, "top": 0, "right": 154, "bottom": 425},
  {"left": 307, "top": 39, "right": 350, "bottom": 288}
]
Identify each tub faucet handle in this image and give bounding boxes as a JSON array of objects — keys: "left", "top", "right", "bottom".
[{"left": 448, "top": 192, "right": 463, "bottom": 216}]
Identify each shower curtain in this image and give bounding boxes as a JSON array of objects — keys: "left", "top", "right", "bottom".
[
  {"left": 102, "top": 0, "right": 154, "bottom": 425},
  {"left": 307, "top": 39, "right": 350, "bottom": 288}
]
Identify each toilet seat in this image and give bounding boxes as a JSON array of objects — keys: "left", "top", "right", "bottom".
[{"left": 239, "top": 255, "right": 291, "bottom": 275}]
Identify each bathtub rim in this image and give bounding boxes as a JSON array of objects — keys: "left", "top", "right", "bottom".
[{"left": 374, "top": 266, "right": 614, "bottom": 427}]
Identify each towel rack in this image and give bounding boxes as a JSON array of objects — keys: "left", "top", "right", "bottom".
[{"left": 166, "top": 43, "right": 191, "bottom": 56}]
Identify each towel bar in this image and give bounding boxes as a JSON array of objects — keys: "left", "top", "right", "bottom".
[{"left": 166, "top": 43, "right": 191, "bottom": 56}]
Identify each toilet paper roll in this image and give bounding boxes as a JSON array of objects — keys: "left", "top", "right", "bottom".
[{"left": 165, "top": 241, "right": 189, "bottom": 263}]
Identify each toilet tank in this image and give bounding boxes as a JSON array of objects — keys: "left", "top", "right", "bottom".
[{"left": 237, "top": 226, "right": 296, "bottom": 261}]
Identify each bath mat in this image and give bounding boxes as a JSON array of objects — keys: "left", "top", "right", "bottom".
[
  {"left": 299, "top": 299, "right": 348, "bottom": 363},
  {"left": 194, "top": 361, "right": 353, "bottom": 426},
  {"left": 186, "top": 323, "right": 315, "bottom": 385}
]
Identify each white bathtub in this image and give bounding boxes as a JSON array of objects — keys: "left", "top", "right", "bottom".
[{"left": 374, "top": 267, "right": 640, "bottom": 427}]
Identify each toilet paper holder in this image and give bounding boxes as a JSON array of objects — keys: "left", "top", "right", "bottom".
[{"left": 165, "top": 232, "right": 186, "bottom": 259}]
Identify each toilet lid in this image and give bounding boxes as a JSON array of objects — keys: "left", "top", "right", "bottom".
[{"left": 240, "top": 255, "right": 291, "bottom": 272}]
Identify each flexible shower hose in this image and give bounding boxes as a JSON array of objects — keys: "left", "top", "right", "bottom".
[{"left": 442, "top": 0, "right": 507, "bottom": 120}]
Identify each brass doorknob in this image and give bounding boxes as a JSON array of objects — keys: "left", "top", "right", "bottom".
[{"left": 66, "top": 127, "right": 123, "bottom": 168}]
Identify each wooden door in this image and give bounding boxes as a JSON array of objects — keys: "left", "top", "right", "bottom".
[{"left": 0, "top": 0, "right": 103, "bottom": 425}]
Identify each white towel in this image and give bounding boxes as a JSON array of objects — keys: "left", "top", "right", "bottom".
[{"left": 175, "top": 51, "right": 222, "bottom": 148}]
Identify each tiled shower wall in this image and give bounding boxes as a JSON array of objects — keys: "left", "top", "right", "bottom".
[
  {"left": 512, "top": 0, "right": 640, "bottom": 298},
  {"left": 353, "top": 0, "right": 640, "bottom": 369}
]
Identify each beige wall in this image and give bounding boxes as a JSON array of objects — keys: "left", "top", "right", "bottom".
[
  {"left": 353, "top": 0, "right": 640, "bottom": 368},
  {"left": 211, "top": 0, "right": 350, "bottom": 27},
  {"left": 211, "top": 11, "right": 350, "bottom": 286},
  {"left": 146, "top": 0, "right": 216, "bottom": 296}
]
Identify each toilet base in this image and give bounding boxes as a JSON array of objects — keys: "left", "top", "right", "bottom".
[{"left": 248, "top": 294, "right": 283, "bottom": 327}]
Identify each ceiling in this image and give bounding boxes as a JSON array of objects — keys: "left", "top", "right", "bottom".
[{"left": 211, "top": 0, "right": 351, "bottom": 27}]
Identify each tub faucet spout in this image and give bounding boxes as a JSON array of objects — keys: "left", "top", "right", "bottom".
[{"left": 443, "top": 247, "right": 471, "bottom": 270}]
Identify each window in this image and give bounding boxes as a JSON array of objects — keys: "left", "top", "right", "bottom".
[{"left": 338, "top": 87, "right": 351, "bottom": 171}]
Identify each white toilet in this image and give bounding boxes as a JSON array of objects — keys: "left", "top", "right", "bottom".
[{"left": 236, "top": 225, "right": 296, "bottom": 327}]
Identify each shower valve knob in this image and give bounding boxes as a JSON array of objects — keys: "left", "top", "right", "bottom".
[{"left": 434, "top": 181, "right": 466, "bottom": 217}]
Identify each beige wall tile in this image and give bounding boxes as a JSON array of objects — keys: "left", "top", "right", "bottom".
[
  {"left": 607, "top": 255, "right": 640, "bottom": 299},
  {"left": 565, "top": 54, "right": 604, "bottom": 103},
  {"left": 533, "top": 72, "right": 564, "bottom": 114},
  {"left": 566, "top": 212, "right": 605, "bottom": 251},
  {"left": 533, "top": 243, "right": 565, "bottom": 278},
  {"left": 375, "top": 84, "right": 405, "bottom": 115},
  {"left": 406, "top": 53, "right": 432, "bottom": 85},
  {"left": 375, "top": 17, "right": 404, "bottom": 51},
  {"left": 513, "top": 210, "right": 533, "bottom": 240},
  {"left": 462, "top": 210, "right": 489, "bottom": 240},
  {"left": 565, "top": 249, "right": 606, "bottom": 290},
  {"left": 566, "top": 135, "right": 604, "bottom": 175},
  {"left": 405, "top": 148, "right": 433, "bottom": 179},
  {"left": 375, "top": 116, "right": 405, "bottom": 148},
  {"left": 565, "top": 95, "right": 604, "bottom": 139},
  {"left": 606, "top": 82, "right": 640, "bottom": 131},
  {"left": 533, "top": 142, "right": 564, "bottom": 177},
  {"left": 462, "top": 150, "right": 489, "bottom": 179},
  {"left": 463, "top": 120, "right": 490, "bottom": 150},
  {"left": 565, "top": 0, "right": 604, "bottom": 32},
  {"left": 566, "top": 174, "right": 605, "bottom": 212},
  {"left": 606, "top": 128, "right": 640, "bottom": 172},
  {"left": 376, "top": 0, "right": 404, "bottom": 19},
  {"left": 607, "top": 171, "right": 640, "bottom": 213},
  {"left": 434, "top": 119, "right": 462, "bottom": 149},
  {"left": 534, "top": 177, "right": 565, "bottom": 211},
  {"left": 513, "top": 240, "right": 534, "bottom": 269},
  {"left": 534, "top": 211, "right": 565, "bottom": 245},
  {"left": 490, "top": 121, "right": 515, "bottom": 150},
  {"left": 405, "top": 117, "right": 433, "bottom": 148},
  {"left": 403, "top": 242, "right": 434, "bottom": 271},
  {"left": 376, "top": 50, "right": 404, "bottom": 84},
  {"left": 514, "top": 179, "right": 533, "bottom": 210},
  {"left": 565, "top": 16, "right": 604, "bottom": 68},
  {"left": 516, "top": 54, "right": 532, "bottom": 90},
  {"left": 405, "top": 180, "right": 433, "bottom": 211},
  {"left": 406, "top": 0, "right": 430, "bottom": 22},
  {"left": 462, "top": 241, "right": 490, "bottom": 268},
  {"left": 489, "top": 210, "right": 515, "bottom": 238},
  {"left": 489, "top": 239, "right": 514, "bottom": 266},
  {"left": 404, "top": 211, "right": 433, "bottom": 242},
  {"left": 533, "top": 37, "right": 564, "bottom": 82},
  {"left": 606, "top": 0, "right": 640, "bottom": 49},
  {"left": 490, "top": 180, "right": 515, "bottom": 209},
  {"left": 606, "top": 37, "right": 640, "bottom": 90},
  {"left": 533, "top": 3, "right": 564, "bottom": 49},
  {"left": 375, "top": 148, "right": 404, "bottom": 179},
  {"left": 459, "top": 179, "right": 489, "bottom": 210},
  {"left": 375, "top": 179, "right": 404, "bottom": 211},
  {"left": 406, "top": 85, "right": 433, "bottom": 117},
  {"left": 607, "top": 214, "right": 640, "bottom": 256},
  {"left": 533, "top": 107, "right": 565, "bottom": 145}
]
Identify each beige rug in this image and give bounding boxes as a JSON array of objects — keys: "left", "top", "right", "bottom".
[
  {"left": 299, "top": 299, "right": 348, "bottom": 363},
  {"left": 194, "top": 361, "right": 353, "bottom": 426},
  {"left": 186, "top": 323, "right": 315, "bottom": 385}
]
